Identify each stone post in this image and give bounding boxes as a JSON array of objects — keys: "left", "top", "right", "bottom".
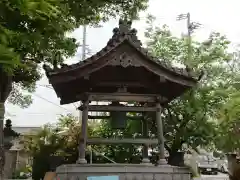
[
  {"left": 156, "top": 102, "right": 167, "bottom": 165},
  {"left": 76, "top": 99, "right": 89, "bottom": 164}
]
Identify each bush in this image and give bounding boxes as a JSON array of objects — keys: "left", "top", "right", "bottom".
[{"left": 12, "top": 165, "right": 32, "bottom": 179}]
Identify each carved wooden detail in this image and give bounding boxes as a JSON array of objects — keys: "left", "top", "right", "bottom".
[
  {"left": 117, "top": 86, "right": 128, "bottom": 93},
  {"left": 109, "top": 52, "right": 141, "bottom": 67}
]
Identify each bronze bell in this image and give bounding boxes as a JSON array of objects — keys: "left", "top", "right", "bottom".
[{"left": 109, "top": 102, "right": 127, "bottom": 129}]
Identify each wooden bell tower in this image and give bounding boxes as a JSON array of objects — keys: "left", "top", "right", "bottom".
[{"left": 44, "top": 19, "right": 199, "bottom": 166}]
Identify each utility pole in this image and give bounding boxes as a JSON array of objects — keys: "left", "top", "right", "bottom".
[
  {"left": 82, "top": 25, "right": 87, "bottom": 61},
  {"left": 176, "top": 13, "right": 201, "bottom": 67},
  {"left": 79, "top": 25, "right": 87, "bottom": 123}
]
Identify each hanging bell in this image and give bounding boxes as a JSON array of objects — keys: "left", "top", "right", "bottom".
[{"left": 109, "top": 102, "right": 127, "bottom": 129}]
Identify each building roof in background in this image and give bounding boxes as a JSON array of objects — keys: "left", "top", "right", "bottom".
[{"left": 12, "top": 126, "right": 41, "bottom": 135}]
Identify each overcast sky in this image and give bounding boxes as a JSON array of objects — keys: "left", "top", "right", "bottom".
[{"left": 6, "top": 0, "right": 240, "bottom": 126}]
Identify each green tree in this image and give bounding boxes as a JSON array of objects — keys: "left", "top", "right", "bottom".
[
  {"left": 25, "top": 124, "right": 65, "bottom": 180},
  {"left": 76, "top": 16, "right": 239, "bottom": 165},
  {"left": 93, "top": 119, "right": 143, "bottom": 164},
  {"left": 214, "top": 50, "right": 240, "bottom": 153},
  {"left": 215, "top": 92, "right": 240, "bottom": 153},
  {"left": 0, "top": 0, "right": 148, "bottom": 174},
  {"left": 25, "top": 115, "right": 96, "bottom": 180},
  {"left": 144, "top": 15, "right": 238, "bottom": 160}
]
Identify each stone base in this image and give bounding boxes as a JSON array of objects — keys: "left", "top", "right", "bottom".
[
  {"left": 76, "top": 158, "right": 87, "bottom": 164},
  {"left": 56, "top": 164, "right": 191, "bottom": 180},
  {"left": 158, "top": 158, "right": 168, "bottom": 165},
  {"left": 141, "top": 158, "right": 151, "bottom": 164}
]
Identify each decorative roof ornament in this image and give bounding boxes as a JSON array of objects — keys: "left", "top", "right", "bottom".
[
  {"left": 43, "top": 18, "right": 200, "bottom": 83},
  {"left": 118, "top": 19, "right": 132, "bottom": 34},
  {"left": 107, "top": 19, "right": 142, "bottom": 47}
]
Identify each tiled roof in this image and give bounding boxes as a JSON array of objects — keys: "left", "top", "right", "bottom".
[{"left": 43, "top": 19, "right": 198, "bottom": 80}]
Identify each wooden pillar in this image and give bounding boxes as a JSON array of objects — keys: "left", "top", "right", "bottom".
[
  {"left": 156, "top": 102, "right": 167, "bottom": 165},
  {"left": 142, "top": 115, "right": 150, "bottom": 164},
  {"left": 76, "top": 98, "right": 89, "bottom": 164}
]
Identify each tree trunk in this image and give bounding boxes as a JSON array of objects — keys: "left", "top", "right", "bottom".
[
  {"left": 0, "top": 69, "right": 13, "bottom": 179},
  {"left": 0, "top": 102, "right": 4, "bottom": 180}
]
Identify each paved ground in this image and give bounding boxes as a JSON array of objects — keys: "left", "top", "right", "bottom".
[{"left": 195, "top": 173, "right": 228, "bottom": 180}]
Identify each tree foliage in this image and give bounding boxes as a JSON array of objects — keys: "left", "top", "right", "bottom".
[
  {"left": 92, "top": 119, "right": 143, "bottom": 164},
  {"left": 215, "top": 91, "right": 240, "bottom": 152},
  {"left": 212, "top": 48, "right": 240, "bottom": 153},
  {"left": 25, "top": 114, "right": 97, "bottom": 180},
  {"left": 0, "top": 1, "right": 148, "bottom": 174},
  {"left": 144, "top": 14, "right": 239, "bottom": 154},
  {"left": 0, "top": 0, "right": 148, "bottom": 105}
]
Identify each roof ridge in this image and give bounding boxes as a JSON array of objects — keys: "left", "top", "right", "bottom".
[{"left": 43, "top": 19, "right": 199, "bottom": 80}]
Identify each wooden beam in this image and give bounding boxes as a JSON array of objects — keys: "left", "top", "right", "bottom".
[
  {"left": 95, "top": 81, "right": 155, "bottom": 89},
  {"left": 80, "top": 105, "right": 156, "bottom": 112},
  {"left": 87, "top": 138, "right": 158, "bottom": 145},
  {"left": 88, "top": 115, "right": 143, "bottom": 120},
  {"left": 77, "top": 92, "right": 167, "bottom": 103}
]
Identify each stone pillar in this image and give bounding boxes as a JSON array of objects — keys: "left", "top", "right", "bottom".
[
  {"left": 156, "top": 102, "right": 167, "bottom": 165},
  {"left": 142, "top": 115, "right": 150, "bottom": 164},
  {"left": 76, "top": 99, "right": 89, "bottom": 164}
]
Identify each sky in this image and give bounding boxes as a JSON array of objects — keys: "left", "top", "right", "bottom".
[{"left": 5, "top": 0, "right": 240, "bottom": 126}]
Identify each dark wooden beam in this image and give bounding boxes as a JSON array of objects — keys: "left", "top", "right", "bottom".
[
  {"left": 87, "top": 138, "right": 158, "bottom": 145},
  {"left": 88, "top": 115, "right": 143, "bottom": 120},
  {"left": 80, "top": 105, "right": 156, "bottom": 112},
  {"left": 95, "top": 81, "right": 156, "bottom": 89},
  {"left": 77, "top": 92, "right": 167, "bottom": 103}
]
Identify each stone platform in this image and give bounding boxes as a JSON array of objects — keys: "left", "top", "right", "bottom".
[{"left": 56, "top": 164, "right": 191, "bottom": 180}]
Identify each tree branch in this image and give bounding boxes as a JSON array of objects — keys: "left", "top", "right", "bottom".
[{"left": 164, "top": 143, "right": 171, "bottom": 153}]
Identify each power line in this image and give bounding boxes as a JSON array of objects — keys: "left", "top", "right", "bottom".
[
  {"left": 36, "top": 84, "right": 53, "bottom": 89},
  {"left": 5, "top": 111, "right": 16, "bottom": 117},
  {"left": 7, "top": 112, "right": 64, "bottom": 115},
  {"left": 36, "top": 84, "right": 78, "bottom": 109},
  {"left": 32, "top": 93, "right": 72, "bottom": 112},
  {"left": 5, "top": 111, "right": 79, "bottom": 119}
]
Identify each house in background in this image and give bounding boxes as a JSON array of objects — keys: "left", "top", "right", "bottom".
[{"left": 4, "top": 126, "right": 40, "bottom": 178}]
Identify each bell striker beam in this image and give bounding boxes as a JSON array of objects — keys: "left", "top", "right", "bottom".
[
  {"left": 76, "top": 96, "right": 89, "bottom": 164},
  {"left": 156, "top": 100, "right": 167, "bottom": 165}
]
